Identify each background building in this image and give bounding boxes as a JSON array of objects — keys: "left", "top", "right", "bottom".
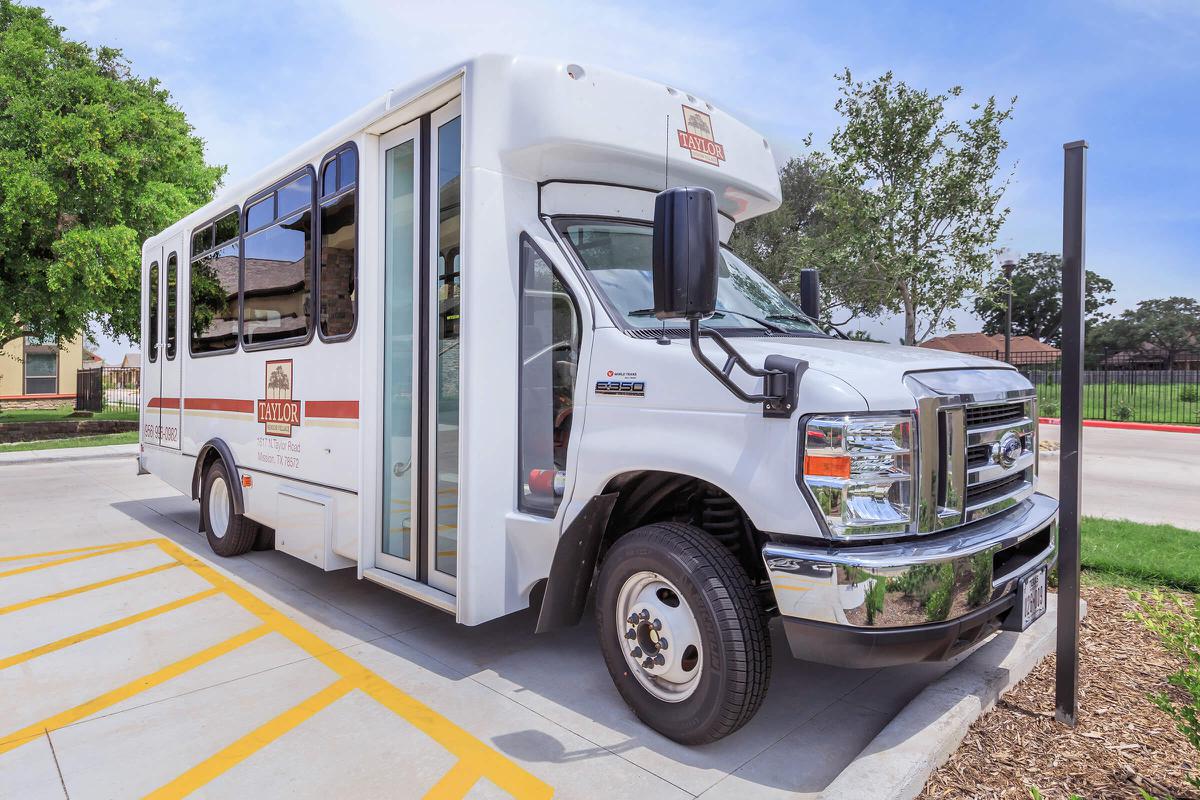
[{"left": 0, "top": 334, "right": 86, "bottom": 408}]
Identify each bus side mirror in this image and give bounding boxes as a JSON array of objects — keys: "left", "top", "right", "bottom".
[
  {"left": 799, "top": 268, "right": 820, "bottom": 321},
  {"left": 651, "top": 187, "right": 719, "bottom": 319}
]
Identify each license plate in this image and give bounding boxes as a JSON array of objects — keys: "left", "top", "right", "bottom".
[{"left": 1020, "top": 567, "right": 1048, "bottom": 629}]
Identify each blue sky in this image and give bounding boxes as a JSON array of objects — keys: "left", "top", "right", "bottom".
[{"left": 39, "top": 0, "right": 1199, "bottom": 357}]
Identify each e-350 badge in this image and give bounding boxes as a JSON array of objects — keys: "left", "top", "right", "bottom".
[
  {"left": 596, "top": 370, "right": 645, "bottom": 397},
  {"left": 258, "top": 359, "right": 301, "bottom": 437}
]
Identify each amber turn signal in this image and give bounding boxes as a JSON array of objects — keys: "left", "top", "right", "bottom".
[{"left": 803, "top": 454, "right": 851, "bottom": 479}]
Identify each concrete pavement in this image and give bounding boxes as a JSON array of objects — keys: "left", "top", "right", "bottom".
[
  {"left": 1038, "top": 423, "right": 1199, "bottom": 531},
  {"left": 0, "top": 454, "right": 981, "bottom": 799}
]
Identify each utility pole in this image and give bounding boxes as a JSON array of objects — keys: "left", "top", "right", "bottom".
[
  {"left": 1056, "top": 140, "right": 1087, "bottom": 728},
  {"left": 1002, "top": 255, "right": 1017, "bottom": 363}
]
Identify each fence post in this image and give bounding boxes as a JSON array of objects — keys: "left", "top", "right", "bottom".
[{"left": 1103, "top": 348, "right": 1108, "bottom": 420}]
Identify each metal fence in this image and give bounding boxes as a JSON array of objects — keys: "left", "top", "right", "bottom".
[
  {"left": 75, "top": 366, "right": 140, "bottom": 414},
  {"left": 962, "top": 349, "right": 1200, "bottom": 425}
]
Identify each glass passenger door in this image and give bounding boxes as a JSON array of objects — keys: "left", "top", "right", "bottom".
[
  {"left": 377, "top": 121, "right": 421, "bottom": 579},
  {"left": 376, "top": 101, "right": 462, "bottom": 596}
]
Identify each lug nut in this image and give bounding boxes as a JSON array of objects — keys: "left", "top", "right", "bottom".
[
  {"left": 658, "top": 638, "right": 668, "bottom": 650},
  {"left": 652, "top": 619, "right": 662, "bottom": 631},
  {"left": 642, "top": 657, "right": 655, "bottom": 669},
  {"left": 654, "top": 654, "right": 666, "bottom": 666},
  {"left": 630, "top": 647, "right": 642, "bottom": 658},
  {"left": 639, "top": 609, "right": 650, "bottom": 621},
  {"left": 624, "top": 629, "right": 636, "bottom": 640},
  {"left": 627, "top": 613, "right": 640, "bottom": 625}
]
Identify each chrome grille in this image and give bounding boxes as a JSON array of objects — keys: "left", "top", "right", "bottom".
[
  {"left": 906, "top": 369, "right": 1038, "bottom": 536},
  {"left": 964, "top": 402, "right": 1025, "bottom": 428}
]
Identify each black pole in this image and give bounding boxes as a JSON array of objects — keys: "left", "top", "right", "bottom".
[
  {"left": 1004, "top": 261, "right": 1014, "bottom": 363},
  {"left": 1056, "top": 139, "right": 1087, "bottom": 727}
]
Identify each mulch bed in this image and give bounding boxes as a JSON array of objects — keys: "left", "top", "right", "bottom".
[{"left": 921, "top": 585, "right": 1197, "bottom": 799}]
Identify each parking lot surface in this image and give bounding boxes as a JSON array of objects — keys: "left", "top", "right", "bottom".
[
  {"left": 1038, "top": 423, "right": 1200, "bottom": 531},
  {"left": 0, "top": 455, "right": 964, "bottom": 799}
]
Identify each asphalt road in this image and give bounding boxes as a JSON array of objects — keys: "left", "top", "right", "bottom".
[{"left": 1037, "top": 423, "right": 1199, "bottom": 531}]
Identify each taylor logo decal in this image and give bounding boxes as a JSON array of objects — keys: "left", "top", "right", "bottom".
[
  {"left": 258, "top": 359, "right": 301, "bottom": 437},
  {"left": 676, "top": 105, "right": 726, "bottom": 166}
]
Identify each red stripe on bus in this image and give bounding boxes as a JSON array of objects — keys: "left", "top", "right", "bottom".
[
  {"left": 146, "top": 397, "right": 181, "bottom": 409},
  {"left": 183, "top": 398, "right": 255, "bottom": 413},
  {"left": 305, "top": 400, "right": 359, "bottom": 419}
]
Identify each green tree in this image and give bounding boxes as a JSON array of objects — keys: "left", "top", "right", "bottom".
[
  {"left": 729, "top": 155, "right": 828, "bottom": 299},
  {"left": 814, "top": 70, "right": 1015, "bottom": 345},
  {"left": 0, "top": 0, "right": 224, "bottom": 346},
  {"left": 1091, "top": 297, "right": 1200, "bottom": 370},
  {"left": 971, "top": 252, "right": 1116, "bottom": 347}
]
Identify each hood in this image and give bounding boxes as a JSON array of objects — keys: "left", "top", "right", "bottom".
[{"left": 701, "top": 336, "right": 1019, "bottom": 411}]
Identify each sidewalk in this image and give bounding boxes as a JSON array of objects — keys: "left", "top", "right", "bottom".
[{"left": 0, "top": 443, "right": 138, "bottom": 466}]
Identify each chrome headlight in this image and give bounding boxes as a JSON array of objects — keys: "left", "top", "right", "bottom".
[{"left": 801, "top": 413, "right": 914, "bottom": 537}]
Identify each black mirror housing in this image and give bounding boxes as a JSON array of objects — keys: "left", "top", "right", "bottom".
[
  {"left": 651, "top": 187, "right": 719, "bottom": 319},
  {"left": 799, "top": 268, "right": 820, "bottom": 321}
]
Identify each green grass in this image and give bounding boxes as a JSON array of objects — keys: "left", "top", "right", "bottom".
[
  {"left": 1081, "top": 516, "right": 1200, "bottom": 592},
  {"left": 1036, "top": 382, "right": 1199, "bottom": 425},
  {"left": 0, "top": 431, "right": 138, "bottom": 453},
  {"left": 0, "top": 404, "right": 138, "bottom": 423}
]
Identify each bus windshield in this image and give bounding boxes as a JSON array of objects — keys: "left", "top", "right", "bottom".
[{"left": 556, "top": 220, "right": 824, "bottom": 336}]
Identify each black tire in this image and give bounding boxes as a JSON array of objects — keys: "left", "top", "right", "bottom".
[
  {"left": 595, "top": 522, "right": 771, "bottom": 744},
  {"left": 201, "top": 461, "right": 258, "bottom": 557}
]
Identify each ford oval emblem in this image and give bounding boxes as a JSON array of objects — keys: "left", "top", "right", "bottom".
[{"left": 993, "top": 431, "right": 1023, "bottom": 468}]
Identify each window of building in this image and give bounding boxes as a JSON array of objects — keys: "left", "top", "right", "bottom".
[
  {"left": 23, "top": 336, "right": 58, "bottom": 395},
  {"left": 148, "top": 261, "right": 159, "bottom": 363},
  {"left": 242, "top": 171, "right": 314, "bottom": 348},
  {"left": 190, "top": 212, "right": 239, "bottom": 356},
  {"left": 318, "top": 144, "right": 357, "bottom": 340},
  {"left": 165, "top": 253, "right": 178, "bottom": 360},
  {"left": 517, "top": 237, "right": 580, "bottom": 515}
]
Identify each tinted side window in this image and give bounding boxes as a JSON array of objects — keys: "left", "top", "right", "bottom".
[
  {"left": 214, "top": 210, "right": 239, "bottom": 246},
  {"left": 147, "top": 261, "right": 159, "bottom": 363},
  {"left": 319, "top": 146, "right": 357, "bottom": 339},
  {"left": 246, "top": 197, "right": 273, "bottom": 232},
  {"left": 517, "top": 238, "right": 580, "bottom": 515},
  {"left": 190, "top": 241, "right": 240, "bottom": 354},
  {"left": 242, "top": 208, "right": 312, "bottom": 346},
  {"left": 165, "top": 253, "right": 178, "bottom": 359}
]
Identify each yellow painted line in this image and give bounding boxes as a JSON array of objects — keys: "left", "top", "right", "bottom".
[
  {"left": 154, "top": 539, "right": 552, "bottom": 799},
  {"left": 0, "top": 561, "right": 180, "bottom": 617},
  {"left": 0, "top": 540, "right": 153, "bottom": 579},
  {"left": 773, "top": 584, "right": 813, "bottom": 592},
  {"left": 0, "top": 541, "right": 152, "bottom": 564},
  {"left": 425, "top": 761, "right": 481, "bottom": 800},
  {"left": 0, "top": 587, "right": 220, "bottom": 671},
  {"left": 0, "top": 624, "right": 270, "bottom": 755},
  {"left": 144, "top": 678, "right": 355, "bottom": 800}
]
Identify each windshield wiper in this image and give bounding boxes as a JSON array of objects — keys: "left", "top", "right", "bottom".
[{"left": 627, "top": 308, "right": 788, "bottom": 334}]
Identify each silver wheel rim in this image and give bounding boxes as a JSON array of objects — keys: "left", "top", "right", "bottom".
[
  {"left": 615, "top": 571, "right": 703, "bottom": 703},
  {"left": 208, "top": 475, "right": 230, "bottom": 539}
]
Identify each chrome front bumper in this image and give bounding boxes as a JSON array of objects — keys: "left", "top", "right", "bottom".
[{"left": 763, "top": 493, "right": 1057, "bottom": 665}]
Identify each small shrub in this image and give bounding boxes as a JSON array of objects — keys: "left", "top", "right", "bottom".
[
  {"left": 924, "top": 563, "right": 956, "bottom": 622},
  {"left": 1114, "top": 400, "right": 1134, "bottom": 421},
  {"left": 1040, "top": 401, "right": 1059, "bottom": 418},
  {"left": 1130, "top": 589, "right": 1200, "bottom": 789},
  {"left": 865, "top": 578, "right": 887, "bottom": 625},
  {"left": 1179, "top": 387, "right": 1199, "bottom": 403}
]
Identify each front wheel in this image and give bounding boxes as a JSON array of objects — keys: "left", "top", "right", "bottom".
[
  {"left": 595, "top": 522, "right": 771, "bottom": 744},
  {"left": 201, "top": 461, "right": 258, "bottom": 557}
]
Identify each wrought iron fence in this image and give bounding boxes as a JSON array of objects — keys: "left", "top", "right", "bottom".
[
  {"left": 961, "top": 349, "right": 1200, "bottom": 425},
  {"left": 75, "top": 366, "right": 140, "bottom": 414}
]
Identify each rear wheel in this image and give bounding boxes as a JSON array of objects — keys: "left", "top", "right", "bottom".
[
  {"left": 595, "top": 522, "right": 771, "bottom": 744},
  {"left": 201, "top": 461, "right": 258, "bottom": 557}
]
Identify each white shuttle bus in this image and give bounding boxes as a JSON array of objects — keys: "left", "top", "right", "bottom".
[{"left": 140, "top": 55, "right": 1058, "bottom": 743}]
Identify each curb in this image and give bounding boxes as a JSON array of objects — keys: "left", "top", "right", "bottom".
[
  {"left": 820, "top": 595, "right": 1085, "bottom": 800},
  {"left": 1038, "top": 417, "right": 1199, "bottom": 434},
  {"left": 0, "top": 443, "right": 138, "bottom": 466}
]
